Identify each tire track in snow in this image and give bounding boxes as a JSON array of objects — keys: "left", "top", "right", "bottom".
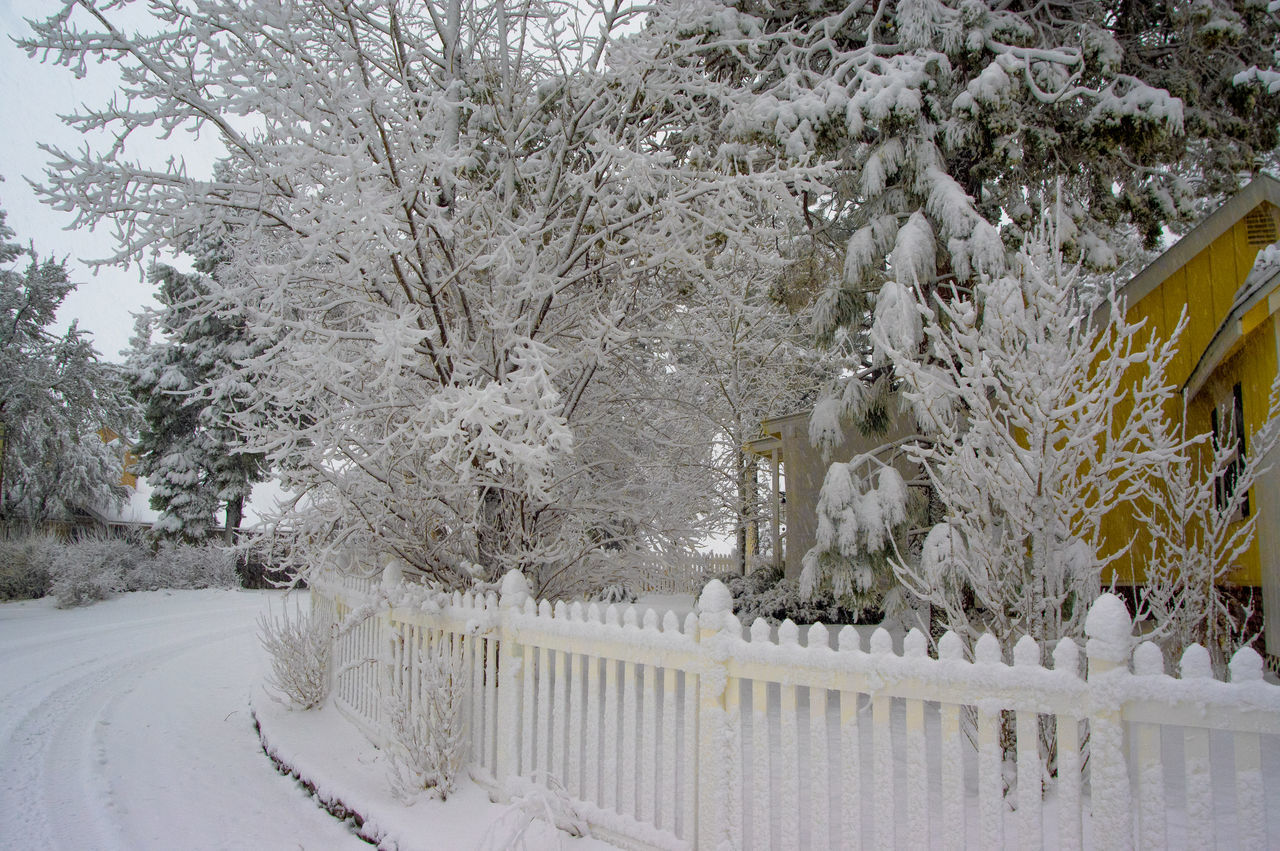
[
  {"left": 0, "top": 621, "right": 249, "bottom": 851},
  {"left": 0, "top": 590, "right": 365, "bottom": 851}
]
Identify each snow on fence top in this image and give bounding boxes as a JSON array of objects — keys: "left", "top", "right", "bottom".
[{"left": 312, "top": 569, "right": 1280, "bottom": 850}]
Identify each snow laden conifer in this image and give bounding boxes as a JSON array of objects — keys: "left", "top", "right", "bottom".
[
  {"left": 801, "top": 459, "right": 913, "bottom": 613},
  {"left": 23, "top": 1, "right": 820, "bottom": 592},
  {"left": 0, "top": 209, "right": 134, "bottom": 526},
  {"left": 704, "top": 0, "right": 1280, "bottom": 333},
  {"left": 124, "top": 236, "right": 268, "bottom": 544},
  {"left": 693, "top": 0, "right": 1280, "bottom": 457}
]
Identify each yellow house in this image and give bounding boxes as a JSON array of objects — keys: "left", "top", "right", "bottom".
[
  {"left": 1105, "top": 175, "right": 1280, "bottom": 663},
  {"left": 97, "top": 427, "right": 140, "bottom": 489}
]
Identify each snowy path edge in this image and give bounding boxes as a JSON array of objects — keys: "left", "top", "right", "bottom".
[
  {"left": 250, "top": 686, "right": 619, "bottom": 851},
  {"left": 252, "top": 697, "right": 383, "bottom": 847}
]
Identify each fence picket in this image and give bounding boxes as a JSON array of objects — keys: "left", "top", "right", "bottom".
[
  {"left": 808, "top": 684, "right": 830, "bottom": 849},
  {"left": 661, "top": 661, "right": 678, "bottom": 832},
  {"left": 682, "top": 627, "right": 697, "bottom": 844},
  {"left": 585, "top": 652, "right": 602, "bottom": 805},
  {"left": 470, "top": 631, "right": 484, "bottom": 765},
  {"left": 838, "top": 624, "right": 862, "bottom": 851},
  {"left": 521, "top": 643, "right": 535, "bottom": 778},
  {"left": 603, "top": 655, "right": 620, "bottom": 812},
  {"left": 751, "top": 660, "right": 770, "bottom": 848},
  {"left": 724, "top": 675, "right": 743, "bottom": 850},
  {"left": 641, "top": 657, "right": 658, "bottom": 826},
  {"left": 553, "top": 647, "right": 568, "bottom": 786},
  {"left": 872, "top": 691, "right": 894, "bottom": 851},
  {"left": 622, "top": 658, "right": 639, "bottom": 818},
  {"left": 568, "top": 650, "right": 584, "bottom": 798}
]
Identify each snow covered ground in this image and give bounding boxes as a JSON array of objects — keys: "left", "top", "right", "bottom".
[{"left": 0, "top": 589, "right": 613, "bottom": 851}]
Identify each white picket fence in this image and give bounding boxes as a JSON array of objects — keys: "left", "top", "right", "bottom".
[
  {"left": 312, "top": 570, "right": 1280, "bottom": 850},
  {"left": 621, "top": 551, "right": 754, "bottom": 595}
]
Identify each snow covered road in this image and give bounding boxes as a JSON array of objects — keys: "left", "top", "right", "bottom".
[{"left": 0, "top": 589, "right": 367, "bottom": 851}]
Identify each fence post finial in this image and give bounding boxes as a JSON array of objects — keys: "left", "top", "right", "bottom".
[
  {"left": 499, "top": 569, "right": 531, "bottom": 609},
  {"left": 1085, "top": 592, "right": 1132, "bottom": 666},
  {"left": 697, "top": 578, "right": 732, "bottom": 621}
]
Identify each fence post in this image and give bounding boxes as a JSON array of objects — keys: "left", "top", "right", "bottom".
[
  {"left": 695, "top": 579, "right": 733, "bottom": 849},
  {"left": 1085, "top": 593, "right": 1134, "bottom": 851},
  {"left": 494, "top": 569, "right": 531, "bottom": 802}
]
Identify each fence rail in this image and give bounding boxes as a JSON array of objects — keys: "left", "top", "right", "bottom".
[{"left": 312, "top": 570, "right": 1280, "bottom": 850}]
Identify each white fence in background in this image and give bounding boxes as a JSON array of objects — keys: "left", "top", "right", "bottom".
[
  {"left": 621, "top": 551, "right": 758, "bottom": 595},
  {"left": 312, "top": 571, "right": 1280, "bottom": 850}
]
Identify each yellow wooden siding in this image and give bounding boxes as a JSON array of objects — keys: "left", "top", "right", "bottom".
[
  {"left": 1182, "top": 322, "right": 1279, "bottom": 586},
  {"left": 1101, "top": 206, "right": 1274, "bottom": 586},
  {"left": 1161, "top": 267, "right": 1192, "bottom": 383},
  {"left": 95, "top": 426, "right": 139, "bottom": 489}
]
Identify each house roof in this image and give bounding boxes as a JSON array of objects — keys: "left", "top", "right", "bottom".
[
  {"left": 1185, "top": 244, "right": 1280, "bottom": 398},
  {"left": 743, "top": 410, "right": 810, "bottom": 458},
  {"left": 1119, "top": 174, "right": 1280, "bottom": 309}
]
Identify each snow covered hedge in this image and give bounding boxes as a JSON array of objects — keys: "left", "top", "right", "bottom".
[
  {"left": 0, "top": 531, "right": 59, "bottom": 601},
  {"left": 721, "top": 565, "right": 872, "bottom": 625},
  {"left": 47, "top": 534, "right": 239, "bottom": 608}
]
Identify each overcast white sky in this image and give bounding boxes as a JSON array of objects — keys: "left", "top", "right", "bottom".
[{"left": 0, "top": 1, "right": 225, "bottom": 362}]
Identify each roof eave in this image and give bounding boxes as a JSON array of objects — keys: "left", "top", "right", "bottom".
[{"left": 1119, "top": 174, "right": 1280, "bottom": 309}]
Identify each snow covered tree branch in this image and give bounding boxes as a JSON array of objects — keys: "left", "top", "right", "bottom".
[{"left": 0, "top": 209, "right": 135, "bottom": 525}]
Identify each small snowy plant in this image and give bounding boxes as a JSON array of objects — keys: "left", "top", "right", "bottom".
[
  {"left": 257, "top": 602, "right": 332, "bottom": 710},
  {"left": 384, "top": 640, "right": 468, "bottom": 801},
  {"left": 0, "top": 530, "right": 58, "bottom": 600},
  {"left": 478, "top": 778, "right": 588, "bottom": 850},
  {"left": 1132, "top": 379, "right": 1280, "bottom": 677},
  {"left": 48, "top": 534, "right": 147, "bottom": 608}
]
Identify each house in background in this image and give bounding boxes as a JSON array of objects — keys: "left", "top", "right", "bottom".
[
  {"left": 57, "top": 428, "right": 156, "bottom": 537},
  {"left": 1103, "top": 174, "right": 1280, "bottom": 667},
  {"left": 748, "top": 176, "right": 1280, "bottom": 666}
]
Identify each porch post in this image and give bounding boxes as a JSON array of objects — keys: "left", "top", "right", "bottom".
[{"left": 769, "top": 448, "right": 781, "bottom": 571}]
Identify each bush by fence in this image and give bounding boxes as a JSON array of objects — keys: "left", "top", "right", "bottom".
[{"left": 313, "top": 570, "right": 1280, "bottom": 850}]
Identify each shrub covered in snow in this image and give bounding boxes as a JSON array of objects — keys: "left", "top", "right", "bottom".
[
  {"left": 0, "top": 530, "right": 59, "bottom": 601},
  {"left": 139, "top": 542, "right": 239, "bottom": 591},
  {"left": 385, "top": 641, "right": 468, "bottom": 801},
  {"left": 597, "top": 583, "right": 637, "bottom": 605},
  {"left": 258, "top": 602, "right": 332, "bottom": 710},
  {"left": 721, "top": 565, "right": 870, "bottom": 625},
  {"left": 46, "top": 534, "right": 240, "bottom": 607},
  {"left": 48, "top": 534, "right": 146, "bottom": 608}
]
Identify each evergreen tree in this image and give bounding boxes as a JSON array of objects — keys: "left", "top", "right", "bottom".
[
  {"left": 0, "top": 209, "right": 134, "bottom": 525},
  {"left": 125, "top": 239, "right": 268, "bottom": 543}
]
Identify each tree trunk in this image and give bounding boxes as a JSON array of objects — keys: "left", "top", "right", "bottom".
[{"left": 223, "top": 494, "right": 244, "bottom": 545}]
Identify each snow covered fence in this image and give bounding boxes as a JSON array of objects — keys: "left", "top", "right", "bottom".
[
  {"left": 312, "top": 572, "right": 1280, "bottom": 850},
  {"left": 598, "top": 551, "right": 751, "bottom": 596}
]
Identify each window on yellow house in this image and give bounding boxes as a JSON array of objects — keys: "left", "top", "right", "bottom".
[{"left": 1210, "top": 382, "right": 1249, "bottom": 519}]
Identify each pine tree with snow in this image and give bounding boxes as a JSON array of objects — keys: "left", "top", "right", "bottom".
[
  {"left": 124, "top": 233, "right": 268, "bottom": 543},
  {"left": 698, "top": 0, "right": 1280, "bottom": 333},
  {"left": 0, "top": 209, "right": 134, "bottom": 525},
  {"left": 682, "top": 0, "right": 1280, "bottom": 480}
]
